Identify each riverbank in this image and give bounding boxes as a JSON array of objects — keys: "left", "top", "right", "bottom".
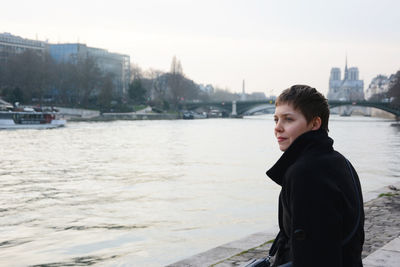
[
  {"left": 55, "top": 106, "right": 398, "bottom": 122},
  {"left": 55, "top": 106, "right": 181, "bottom": 121},
  {"left": 167, "top": 182, "right": 400, "bottom": 266},
  {"left": 69, "top": 112, "right": 180, "bottom": 121}
]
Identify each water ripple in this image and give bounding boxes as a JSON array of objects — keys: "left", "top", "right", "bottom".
[
  {"left": 29, "top": 255, "right": 120, "bottom": 267},
  {"left": 0, "top": 117, "right": 398, "bottom": 266}
]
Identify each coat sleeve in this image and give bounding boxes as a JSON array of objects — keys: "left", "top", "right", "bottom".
[{"left": 285, "top": 166, "right": 343, "bottom": 267}]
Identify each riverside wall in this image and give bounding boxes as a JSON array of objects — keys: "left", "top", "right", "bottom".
[
  {"left": 67, "top": 112, "right": 180, "bottom": 122},
  {"left": 55, "top": 107, "right": 180, "bottom": 121}
]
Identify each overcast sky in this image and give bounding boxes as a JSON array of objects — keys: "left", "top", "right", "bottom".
[{"left": 2, "top": 0, "right": 399, "bottom": 95}]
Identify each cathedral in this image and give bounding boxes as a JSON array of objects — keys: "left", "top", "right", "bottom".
[{"left": 327, "top": 59, "right": 364, "bottom": 101}]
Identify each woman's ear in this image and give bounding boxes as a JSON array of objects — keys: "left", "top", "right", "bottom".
[{"left": 311, "top": 117, "right": 322, "bottom": 130}]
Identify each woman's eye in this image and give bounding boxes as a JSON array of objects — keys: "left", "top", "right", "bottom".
[{"left": 286, "top": 117, "right": 293, "bottom": 121}]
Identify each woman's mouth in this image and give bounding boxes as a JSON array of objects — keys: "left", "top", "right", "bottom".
[{"left": 277, "top": 137, "right": 287, "bottom": 142}]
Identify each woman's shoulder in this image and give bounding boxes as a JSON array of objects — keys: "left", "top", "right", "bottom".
[{"left": 284, "top": 150, "right": 345, "bottom": 186}]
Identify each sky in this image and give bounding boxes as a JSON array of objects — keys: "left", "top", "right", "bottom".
[{"left": 2, "top": 0, "right": 400, "bottom": 96}]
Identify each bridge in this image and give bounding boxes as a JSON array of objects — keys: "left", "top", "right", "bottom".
[{"left": 183, "top": 100, "right": 400, "bottom": 118}]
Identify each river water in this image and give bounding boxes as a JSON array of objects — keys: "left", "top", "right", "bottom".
[{"left": 0, "top": 115, "right": 399, "bottom": 266}]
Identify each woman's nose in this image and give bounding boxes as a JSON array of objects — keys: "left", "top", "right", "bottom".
[{"left": 275, "top": 120, "right": 283, "bottom": 132}]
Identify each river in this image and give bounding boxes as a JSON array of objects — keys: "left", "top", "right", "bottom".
[{"left": 0, "top": 115, "right": 399, "bottom": 266}]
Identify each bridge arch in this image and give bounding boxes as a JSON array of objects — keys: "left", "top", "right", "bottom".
[
  {"left": 183, "top": 101, "right": 232, "bottom": 117},
  {"left": 328, "top": 101, "right": 400, "bottom": 118},
  {"left": 242, "top": 104, "right": 276, "bottom": 115}
]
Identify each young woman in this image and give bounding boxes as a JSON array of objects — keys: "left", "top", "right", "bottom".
[{"left": 267, "top": 85, "right": 364, "bottom": 266}]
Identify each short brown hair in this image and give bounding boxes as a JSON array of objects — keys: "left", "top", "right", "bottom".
[{"left": 276, "top": 85, "right": 330, "bottom": 132}]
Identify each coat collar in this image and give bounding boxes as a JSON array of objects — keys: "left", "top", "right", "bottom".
[{"left": 266, "top": 129, "right": 333, "bottom": 186}]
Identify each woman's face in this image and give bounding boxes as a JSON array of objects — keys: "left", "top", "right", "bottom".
[{"left": 273, "top": 103, "right": 314, "bottom": 151}]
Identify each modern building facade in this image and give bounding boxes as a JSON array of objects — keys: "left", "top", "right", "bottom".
[
  {"left": 327, "top": 59, "right": 364, "bottom": 101},
  {"left": 1, "top": 32, "right": 130, "bottom": 99},
  {"left": 0, "top": 32, "right": 48, "bottom": 64},
  {"left": 50, "top": 43, "right": 130, "bottom": 97}
]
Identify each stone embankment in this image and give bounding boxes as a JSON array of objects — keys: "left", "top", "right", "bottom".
[
  {"left": 93, "top": 112, "right": 179, "bottom": 121},
  {"left": 55, "top": 107, "right": 100, "bottom": 120},
  {"left": 56, "top": 107, "right": 180, "bottom": 121},
  {"left": 167, "top": 183, "right": 400, "bottom": 267}
]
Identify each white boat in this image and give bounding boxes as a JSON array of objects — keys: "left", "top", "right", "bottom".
[
  {"left": 0, "top": 107, "right": 66, "bottom": 129},
  {"left": 182, "top": 110, "right": 207, "bottom": 119}
]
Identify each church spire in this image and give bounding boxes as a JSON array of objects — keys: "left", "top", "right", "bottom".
[{"left": 344, "top": 54, "right": 349, "bottom": 80}]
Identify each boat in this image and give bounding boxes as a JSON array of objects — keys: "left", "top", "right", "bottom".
[
  {"left": 182, "top": 110, "right": 207, "bottom": 119},
  {"left": 0, "top": 107, "right": 66, "bottom": 129}
]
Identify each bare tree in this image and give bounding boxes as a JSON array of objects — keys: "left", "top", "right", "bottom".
[
  {"left": 130, "top": 63, "right": 143, "bottom": 82},
  {"left": 1, "top": 50, "right": 56, "bottom": 104},
  {"left": 98, "top": 72, "right": 114, "bottom": 110},
  {"left": 75, "top": 56, "right": 102, "bottom": 106},
  {"left": 210, "top": 87, "right": 240, "bottom": 101},
  {"left": 388, "top": 70, "right": 400, "bottom": 107},
  {"left": 38, "top": 52, "right": 57, "bottom": 102},
  {"left": 170, "top": 55, "right": 183, "bottom": 75},
  {"left": 0, "top": 51, "right": 214, "bottom": 110},
  {"left": 168, "top": 56, "right": 185, "bottom": 107},
  {"left": 54, "top": 61, "right": 78, "bottom": 104},
  {"left": 144, "top": 68, "right": 164, "bottom": 101}
]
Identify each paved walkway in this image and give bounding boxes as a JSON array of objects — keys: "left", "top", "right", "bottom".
[{"left": 167, "top": 183, "right": 400, "bottom": 267}]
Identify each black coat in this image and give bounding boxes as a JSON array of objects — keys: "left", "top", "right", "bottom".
[{"left": 266, "top": 129, "right": 364, "bottom": 267}]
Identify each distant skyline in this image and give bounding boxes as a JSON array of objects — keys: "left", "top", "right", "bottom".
[{"left": 2, "top": 0, "right": 400, "bottom": 96}]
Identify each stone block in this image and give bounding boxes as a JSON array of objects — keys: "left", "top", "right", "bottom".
[
  {"left": 380, "top": 237, "right": 400, "bottom": 252},
  {"left": 363, "top": 249, "right": 400, "bottom": 266}
]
